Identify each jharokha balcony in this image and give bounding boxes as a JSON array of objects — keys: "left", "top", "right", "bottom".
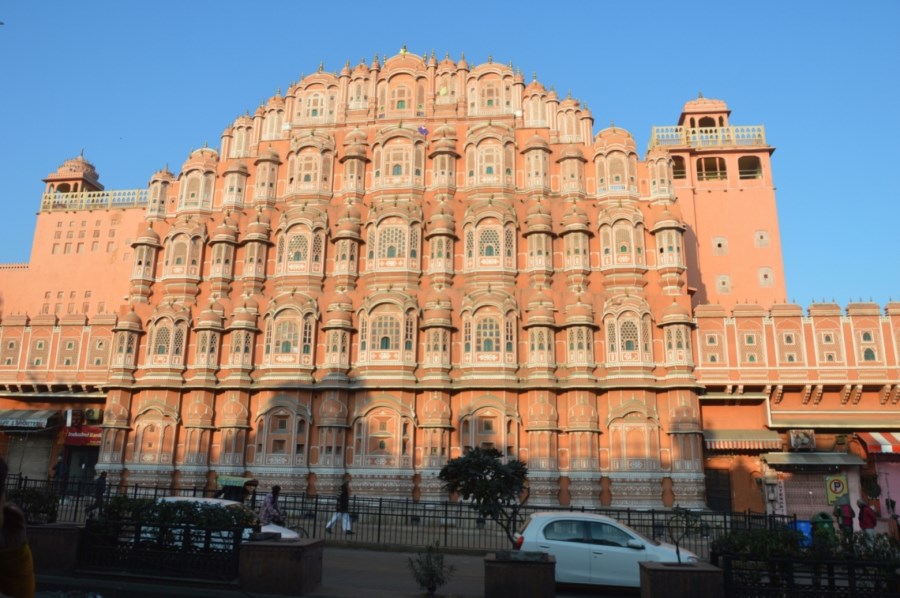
[
  {"left": 41, "top": 189, "right": 148, "bottom": 212},
  {"left": 648, "top": 125, "right": 767, "bottom": 149}
]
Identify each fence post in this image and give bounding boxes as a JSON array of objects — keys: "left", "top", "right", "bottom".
[
  {"left": 443, "top": 501, "right": 449, "bottom": 547},
  {"left": 376, "top": 497, "right": 383, "bottom": 544}
]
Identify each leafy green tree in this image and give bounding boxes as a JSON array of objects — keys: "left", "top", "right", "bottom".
[{"left": 438, "top": 447, "right": 528, "bottom": 547}]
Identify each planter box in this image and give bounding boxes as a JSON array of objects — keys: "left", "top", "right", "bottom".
[
  {"left": 484, "top": 551, "right": 555, "bottom": 598},
  {"left": 639, "top": 561, "right": 724, "bottom": 598},
  {"left": 27, "top": 523, "right": 82, "bottom": 576},
  {"left": 239, "top": 538, "right": 324, "bottom": 596}
]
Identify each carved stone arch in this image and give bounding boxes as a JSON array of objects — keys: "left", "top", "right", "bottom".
[
  {"left": 374, "top": 125, "right": 423, "bottom": 147},
  {"left": 464, "top": 123, "right": 516, "bottom": 149},
  {"left": 601, "top": 296, "right": 651, "bottom": 320},
  {"left": 278, "top": 206, "right": 329, "bottom": 233},
  {"left": 358, "top": 290, "right": 419, "bottom": 315},
  {"left": 135, "top": 402, "right": 180, "bottom": 423},
  {"left": 290, "top": 131, "right": 336, "bottom": 154},
  {"left": 459, "top": 393, "right": 518, "bottom": 421},
  {"left": 266, "top": 295, "right": 320, "bottom": 320},
  {"left": 164, "top": 220, "right": 208, "bottom": 243},
  {"left": 258, "top": 394, "right": 313, "bottom": 421},
  {"left": 460, "top": 288, "right": 519, "bottom": 317},
  {"left": 353, "top": 393, "right": 417, "bottom": 423}
]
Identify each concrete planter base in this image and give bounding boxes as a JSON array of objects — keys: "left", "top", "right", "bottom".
[
  {"left": 639, "top": 561, "right": 724, "bottom": 598},
  {"left": 484, "top": 551, "right": 555, "bottom": 598},
  {"left": 27, "top": 523, "right": 82, "bottom": 576},
  {"left": 239, "top": 538, "right": 324, "bottom": 596}
]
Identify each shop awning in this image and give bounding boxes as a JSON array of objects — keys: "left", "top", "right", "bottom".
[
  {"left": 762, "top": 452, "right": 865, "bottom": 467},
  {"left": 703, "top": 429, "right": 782, "bottom": 450},
  {"left": 0, "top": 409, "right": 60, "bottom": 429},
  {"left": 857, "top": 432, "right": 900, "bottom": 454}
]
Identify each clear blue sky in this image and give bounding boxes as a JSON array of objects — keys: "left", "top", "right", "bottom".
[{"left": 1, "top": 1, "right": 897, "bottom": 307}]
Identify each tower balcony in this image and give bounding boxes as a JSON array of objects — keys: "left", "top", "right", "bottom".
[
  {"left": 41, "top": 189, "right": 147, "bottom": 212},
  {"left": 648, "top": 125, "right": 766, "bottom": 149}
]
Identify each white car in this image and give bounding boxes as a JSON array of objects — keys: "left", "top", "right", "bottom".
[
  {"left": 514, "top": 512, "right": 699, "bottom": 588},
  {"left": 157, "top": 496, "right": 299, "bottom": 541}
]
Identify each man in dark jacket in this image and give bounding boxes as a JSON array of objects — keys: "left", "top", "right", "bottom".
[{"left": 85, "top": 471, "right": 107, "bottom": 517}]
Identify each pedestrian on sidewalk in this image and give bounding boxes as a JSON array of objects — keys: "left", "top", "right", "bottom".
[
  {"left": 85, "top": 471, "right": 107, "bottom": 517},
  {"left": 858, "top": 498, "right": 877, "bottom": 538},
  {"left": 259, "top": 485, "right": 285, "bottom": 526},
  {"left": 325, "top": 481, "right": 353, "bottom": 535},
  {"left": 0, "top": 455, "right": 36, "bottom": 598}
]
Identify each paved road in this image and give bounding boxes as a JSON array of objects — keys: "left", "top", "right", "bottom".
[{"left": 37, "top": 545, "right": 637, "bottom": 598}]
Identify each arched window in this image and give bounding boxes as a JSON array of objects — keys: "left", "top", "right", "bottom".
[
  {"left": 479, "top": 229, "right": 499, "bottom": 257},
  {"left": 672, "top": 156, "right": 686, "bottom": 179},
  {"left": 697, "top": 157, "right": 726, "bottom": 181},
  {"left": 155, "top": 327, "right": 170, "bottom": 355},
  {"left": 864, "top": 348, "right": 876, "bottom": 361},
  {"left": 476, "top": 318, "right": 500, "bottom": 352},
  {"left": 371, "top": 315, "right": 400, "bottom": 351},
  {"left": 738, "top": 156, "right": 762, "bottom": 179},
  {"left": 378, "top": 226, "right": 406, "bottom": 259},
  {"left": 275, "top": 320, "right": 299, "bottom": 354}
]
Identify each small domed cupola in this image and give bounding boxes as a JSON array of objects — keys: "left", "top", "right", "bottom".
[{"left": 43, "top": 152, "right": 104, "bottom": 194}]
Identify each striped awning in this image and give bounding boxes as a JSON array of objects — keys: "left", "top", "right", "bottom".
[
  {"left": 703, "top": 429, "right": 782, "bottom": 450},
  {"left": 858, "top": 432, "right": 900, "bottom": 454},
  {"left": 0, "top": 409, "right": 60, "bottom": 429}
]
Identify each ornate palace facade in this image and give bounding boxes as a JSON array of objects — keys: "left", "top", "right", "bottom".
[{"left": 1, "top": 51, "right": 898, "bottom": 515}]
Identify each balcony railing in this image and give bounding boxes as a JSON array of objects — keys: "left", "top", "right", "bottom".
[
  {"left": 649, "top": 125, "right": 767, "bottom": 149},
  {"left": 41, "top": 189, "right": 148, "bottom": 212}
]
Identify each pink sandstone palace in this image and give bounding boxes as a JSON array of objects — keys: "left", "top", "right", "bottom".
[{"left": 1, "top": 50, "right": 898, "bottom": 520}]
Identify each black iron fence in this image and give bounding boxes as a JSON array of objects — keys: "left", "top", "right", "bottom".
[
  {"left": 79, "top": 518, "right": 243, "bottom": 581},
  {"left": 713, "top": 553, "right": 900, "bottom": 597},
  {"left": 5, "top": 474, "right": 795, "bottom": 560}
]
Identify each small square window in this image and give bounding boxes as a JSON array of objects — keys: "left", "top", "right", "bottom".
[
  {"left": 706, "top": 335, "right": 718, "bottom": 346},
  {"left": 826, "top": 353, "right": 835, "bottom": 362},
  {"left": 784, "top": 334, "right": 794, "bottom": 345},
  {"left": 823, "top": 334, "right": 833, "bottom": 344},
  {"left": 745, "top": 335, "right": 756, "bottom": 345},
  {"left": 709, "top": 355, "right": 718, "bottom": 363},
  {"left": 786, "top": 354, "right": 796, "bottom": 363}
]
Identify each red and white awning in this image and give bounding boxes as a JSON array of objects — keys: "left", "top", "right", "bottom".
[{"left": 858, "top": 432, "right": 900, "bottom": 453}]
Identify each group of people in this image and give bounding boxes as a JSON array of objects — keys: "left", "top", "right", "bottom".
[
  {"left": 833, "top": 497, "right": 879, "bottom": 537},
  {"left": 256, "top": 480, "right": 353, "bottom": 535}
]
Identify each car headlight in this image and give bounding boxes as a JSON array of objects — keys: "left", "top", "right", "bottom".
[{"left": 686, "top": 555, "right": 700, "bottom": 563}]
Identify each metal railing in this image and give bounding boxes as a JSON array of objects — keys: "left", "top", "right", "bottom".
[
  {"left": 6, "top": 474, "right": 795, "bottom": 561},
  {"left": 714, "top": 553, "right": 900, "bottom": 597},
  {"left": 79, "top": 518, "right": 242, "bottom": 581}
]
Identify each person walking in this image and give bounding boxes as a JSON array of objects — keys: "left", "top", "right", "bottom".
[
  {"left": 85, "top": 471, "right": 107, "bottom": 517},
  {"left": 325, "top": 481, "right": 353, "bottom": 535},
  {"left": 0, "top": 455, "right": 36, "bottom": 598},
  {"left": 51, "top": 456, "right": 68, "bottom": 494},
  {"left": 858, "top": 498, "right": 877, "bottom": 538},
  {"left": 834, "top": 497, "right": 855, "bottom": 538},
  {"left": 258, "top": 485, "right": 285, "bottom": 526}
]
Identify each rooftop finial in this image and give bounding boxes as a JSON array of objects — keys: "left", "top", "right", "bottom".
[
  {"left": 698, "top": 91, "right": 704, "bottom": 98},
  {"left": 318, "top": 62, "right": 324, "bottom": 73},
  {"left": 488, "top": 54, "right": 493, "bottom": 63},
  {"left": 400, "top": 44, "right": 408, "bottom": 54}
]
